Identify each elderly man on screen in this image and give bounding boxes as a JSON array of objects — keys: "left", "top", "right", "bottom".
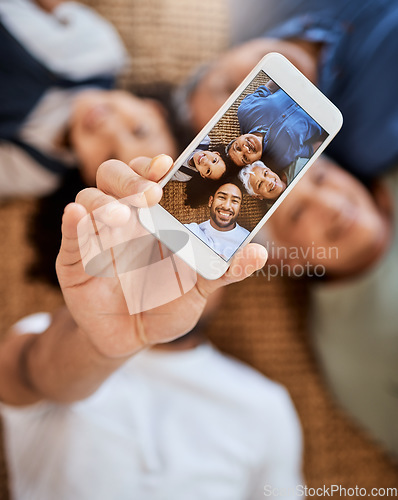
[{"left": 239, "top": 158, "right": 309, "bottom": 201}]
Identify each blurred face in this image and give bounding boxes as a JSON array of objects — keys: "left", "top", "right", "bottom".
[
  {"left": 189, "top": 39, "right": 319, "bottom": 131},
  {"left": 267, "top": 161, "right": 387, "bottom": 275},
  {"left": 192, "top": 150, "right": 226, "bottom": 179},
  {"left": 209, "top": 183, "right": 243, "bottom": 231},
  {"left": 248, "top": 165, "right": 285, "bottom": 200},
  {"left": 69, "top": 90, "right": 177, "bottom": 184},
  {"left": 229, "top": 134, "right": 263, "bottom": 167}
]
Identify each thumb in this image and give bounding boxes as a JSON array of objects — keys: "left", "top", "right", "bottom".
[
  {"left": 56, "top": 202, "right": 89, "bottom": 288},
  {"left": 197, "top": 243, "right": 268, "bottom": 298}
]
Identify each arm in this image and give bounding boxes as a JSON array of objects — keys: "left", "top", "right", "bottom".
[
  {"left": 0, "top": 307, "right": 123, "bottom": 405},
  {"left": 0, "top": 155, "right": 267, "bottom": 406}
]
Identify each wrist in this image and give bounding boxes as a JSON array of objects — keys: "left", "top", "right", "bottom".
[
  {"left": 23, "top": 308, "right": 131, "bottom": 403},
  {"left": 71, "top": 311, "right": 149, "bottom": 360}
]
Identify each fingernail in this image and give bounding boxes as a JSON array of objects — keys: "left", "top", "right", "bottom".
[
  {"left": 105, "top": 203, "right": 128, "bottom": 217},
  {"left": 151, "top": 154, "right": 173, "bottom": 168}
]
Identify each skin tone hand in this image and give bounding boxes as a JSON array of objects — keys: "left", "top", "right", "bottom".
[
  {"left": 0, "top": 155, "right": 267, "bottom": 405},
  {"left": 58, "top": 155, "right": 267, "bottom": 354}
]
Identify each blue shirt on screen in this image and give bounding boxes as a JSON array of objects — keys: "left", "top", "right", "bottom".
[{"left": 237, "top": 86, "right": 323, "bottom": 172}]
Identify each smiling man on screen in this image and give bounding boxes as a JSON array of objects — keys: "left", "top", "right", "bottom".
[{"left": 185, "top": 183, "right": 249, "bottom": 260}]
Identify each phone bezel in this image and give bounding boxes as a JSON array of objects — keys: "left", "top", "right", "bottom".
[{"left": 139, "top": 52, "right": 343, "bottom": 280}]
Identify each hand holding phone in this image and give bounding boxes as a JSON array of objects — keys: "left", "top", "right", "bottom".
[
  {"left": 140, "top": 53, "right": 342, "bottom": 280},
  {"left": 57, "top": 156, "right": 267, "bottom": 357}
]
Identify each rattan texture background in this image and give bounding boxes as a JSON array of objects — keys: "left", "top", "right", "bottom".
[{"left": 83, "top": 0, "right": 229, "bottom": 93}]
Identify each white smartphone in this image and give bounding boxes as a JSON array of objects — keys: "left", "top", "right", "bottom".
[{"left": 139, "top": 52, "right": 343, "bottom": 280}]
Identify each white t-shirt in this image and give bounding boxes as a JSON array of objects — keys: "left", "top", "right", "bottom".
[
  {"left": 1, "top": 313, "right": 303, "bottom": 500},
  {"left": 185, "top": 219, "right": 249, "bottom": 260}
]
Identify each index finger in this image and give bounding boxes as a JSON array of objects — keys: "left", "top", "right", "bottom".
[
  {"left": 96, "top": 159, "right": 163, "bottom": 207},
  {"left": 129, "top": 155, "right": 174, "bottom": 182}
]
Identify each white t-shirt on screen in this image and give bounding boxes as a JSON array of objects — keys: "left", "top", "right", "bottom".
[{"left": 185, "top": 219, "right": 249, "bottom": 260}]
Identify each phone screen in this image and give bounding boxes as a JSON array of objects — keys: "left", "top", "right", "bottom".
[{"left": 160, "top": 69, "right": 328, "bottom": 261}]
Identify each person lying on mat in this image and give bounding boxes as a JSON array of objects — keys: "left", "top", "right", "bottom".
[
  {"left": 185, "top": 182, "right": 249, "bottom": 260},
  {"left": 225, "top": 87, "right": 324, "bottom": 173},
  {"left": 0, "top": 155, "right": 305, "bottom": 500},
  {"left": 172, "top": 135, "right": 232, "bottom": 182},
  {"left": 176, "top": 0, "right": 398, "bottom": 181},
  {"left": 0, "top": 0, "right": 177, "bottom": 199},
  {"left": 238, "top": 159, "right": 308, "bottom": 202},
  {"left": 255, "top": 155, "right": 398, "bottom": 458}
]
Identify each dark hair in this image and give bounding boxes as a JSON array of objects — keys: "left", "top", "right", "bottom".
[
  {"left": 225, "top": 138, "right": 235, "bottom": 157},
  {"left": 184, "top": 173, "right": 218, "bottom": 208},
  {"left": 27, "top": 169, "right": 87, "bottom": 286},
  {"left": 210, "top": 142, "right": 236, "bottom": 172}
]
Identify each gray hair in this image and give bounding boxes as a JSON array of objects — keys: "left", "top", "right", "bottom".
[{"left": 238, "top": 161, "right": 267, "bottom": 197}]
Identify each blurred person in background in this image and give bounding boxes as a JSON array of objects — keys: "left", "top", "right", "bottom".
[
  {"left": 225, "top": 85, "right": 324, "bottom": 172},
  {"left": 176, "top": 0, "right": 398, "bottom": 181},
  {"left": 175, "top": 0, "right": 398, "bottom": 456},
  {"left": 0, "top": 155, "right": 304, "bottom": 500},
  {"left": 0, "top": 0, "right": 177, "bottom": 200},
  {"left": 255, "top": 155, "right": 398, "bottom": 458}
]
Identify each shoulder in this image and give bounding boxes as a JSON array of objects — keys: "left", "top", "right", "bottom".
[
  {"left": 184, "top": 221, "right": 201, "bottom": 234},
  {"left": 172, "top": 169, "right": 193, "bottom": 182},
  {"left": 284, "top": 157, "right": 308, "bottom": 184},
  {"left": 198, "top": 135, "right": 211, "bottom": 149},
  {"left": 235, "top": 222, "right": 250, "bottom": 236},
  {"left": 238, "top": 86, "right": 273, "bottom": 119},
  {"left": 245, "top": 85, "right": 272, "bottom": 102},
  {"left": 198, "top": 219, "right": 211, "bottom": 230},
  {"left": 185, "top": 222, "right": 199, "bottom": 229},
  {"left": 0, "top": 0, "right": 127, "bottom": 80}
]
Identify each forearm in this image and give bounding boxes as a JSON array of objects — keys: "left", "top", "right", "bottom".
[{"left": 0, "top": 307, "right": 129, "bottom": 406}]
